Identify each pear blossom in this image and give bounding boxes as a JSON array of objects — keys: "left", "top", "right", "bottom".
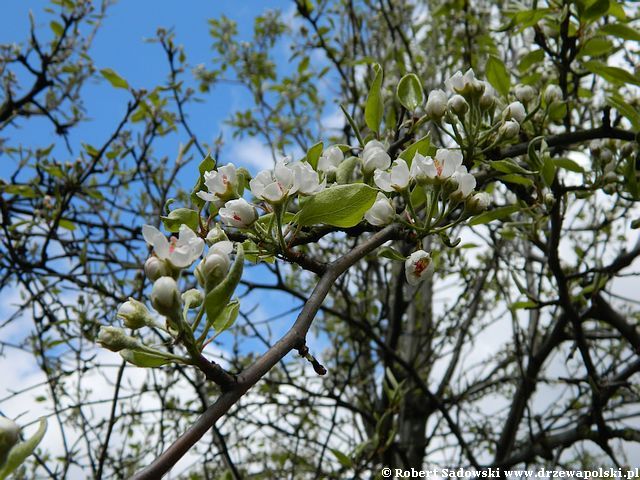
[
  {"left": 544, "top": 84, "right": 563, "bottom": 104},
  {"left": 292, "top": 161, "right": 326, "bottom": 195},
  {"left": 182, "top": 288, "right": 204, "bottom": 309},
  {"left": 364, "top": 192, "right": 395, "bottom": 226},
  {"left": 479, "top": 81, "right": 496, "bottom": 110},
  {"left": 117, "top": 298, "right": 154, "bottom": 329},
  {"left": 503, "top": 101, "right": 526, "bottom": 124},
  {"left": 144, "top": 256, "right": 171, "bottom": 281},
  {"left": 151, "top": 276, "right": 182, "bottom": 316},
  {"left": 97, "top": 326, "right": 141, "bottom": 352},
  {"left": 499, "top": 120, "right": 520, "bottom": 139},
  {"left": 142, "top": 224, "right": 205, "bottom": 269},
  {"left": 450, "top": 166, "right": 477, "bottom": 200},
  {"left": 318, "top": 145, "right": 344, "bottom": 174},
  {"left": 445, "top": 69, "right": 484, "bottom": 97},
  {"left": 362, "top": 140, "right": 391, "bottom": 174},
  {"left": 425, "top": 89, "right": 447, "bottom": 119},
  {"left": 196, "top": 163, "right": 238, "bottom": 202},
  {"left": 515, "top": 84, "right": 536, "bottom": 104},
  {"left": 448, "top": 94, "right": 469, "bottom": 116},
  {"left": 405, "top": 250, "right": 433, "bottom": 286},
  {"left": 195, "top": 240, "right": 233, "bottom": 288},
  {"left": 250, "top": 160, "right": 297, "bottom": 203},
  {"left": 468, "top": 191, "right": 491, "bottom": 213},
  {"left": 219, "top": 198, "right": 257, "bottom": 228},
  {"left": 373, "top": 159, "right": 411, "bottom": 192},
  {"left": 410, "top": 149, "right": 463, "bottom": 183}
]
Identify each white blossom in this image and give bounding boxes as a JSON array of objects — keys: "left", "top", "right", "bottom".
[
  {"left": 219, "top": 198, "right": 257, "bottom": 228},
  {"left": 410, "top": 149, "right": 463, "bottom": 183},
  {"left": 196, "top": 163, "right": 238, "bottom": 202},
  {"left": 503, "top": 101, "right": 527, "bottom": 124},
  {"left": 425, "top": 89, "right": 448, "bottom": 119},
  {"left": 292, "top": 162, "right": 326, "bottom": 195},
  {"left": 362, "top": 140, "right": 391, "bottom": 174},
  {"left": 445, "top": 69, "right": 484, "bottom": 97},
  {"left": 249, "top": 160, "right": 297, "bottom": 203},
  {"left": 142, "top": 224, "right": 204, "bottom": 269},
  {"left": 450, "top": 166, "right": 476, "bottom": 200},
  {"left": 364, "top": 192, "right": 395, "bottom": 226},
  {"left": 318, "top": 145, "right": 344, "bottom": 174},
  {"left": 405, "top": 250, "right": 433, "bottom": 286},
  {"left": 373, "top": 159, "right": 411, "bottom": 192},
  {"left": 479, "top": 81, "right": 496, "bottom": 110}
]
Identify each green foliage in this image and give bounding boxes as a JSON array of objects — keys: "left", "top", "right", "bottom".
[
  {"left": 295, "top": 184, "right": 377, "bottom": 227},
  {"left": 396, "top": 74, "right": 424, "bottom": 112},
  {"left": 364, "top": 64, "right": 384, "bottom": 134}
]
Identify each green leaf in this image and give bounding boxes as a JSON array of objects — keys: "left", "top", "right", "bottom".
[
  {"left": 541, "top": 156, "right": 557, "bottom": 186},
  {"left": 582, "top": 0, "right": 610, "bottom": 22},
  {"left": 365, "top": 64, "right": 384, "bottom": 134},
  {"left": 499, "top": 174, "right": 534, "bottom": 186},
  {"left": 598, "top": 23, "right": 640, "bottom": 42},
  {"left": 509, "top": 300, "right": 538, "bottom": 311},
  {"left": 340, "top": 105, "right": 364, "bottom": 147},
  {"left": 468, "top": 205, "right": 520, "bottom": 226},
  {"left": 583, "top": 61, "right": 640, "bottom": 86},
  {"left": 485, "top": 55, "right": 510, "bottom": 97},
  {"left": 58, "top": 219, "right": 76, "bottom": 231},
  {"left": 490, "top": 159, "right": 535, "bottom": 175},
  {"left": 161, "top": 208, "right": 199, "bottom": 233},
  {"left": 606, "top": 94, "right": 640, "bottom": 130},
  {"left": 295, "top": 184, "right": 377, "bottom": 228},
  {"left": 398, "top": 135, "right": 432, "bottom": 166},
  {"left": 578, "top": 37, "right": 613, "bottom": 57},
  {"left": 100, "top": 68, "right": 129, "bottom": 90},
  {"left": 335, "top": 156, "right": 360, "bottom": 184},
  {"left": 377, "top": 246, "right": 406, "bottom": 262},
  {"left": 204, "top": 245, "right": 244, "bottom": 325},
  {"left": 120, "top": 350, "right": 170, "bottom": 368},
  {"left": 554, "top": 158, "right": 585, "bottom": 173},
  {"left": 624, "top": 155, "right": 640, "bottom": 200},
  {"left": 191, "top": 153, "right": 216, "bottom": 209},
  {"left": 0, "top": 418, "right": 47, "bottom": 480},
  {"left": 331, "top": 449, "right": 353, "bottom": 468},
  {"left": 396, "top": 73, "right": 424, "bottom": 111},
  {"left": 518, "top": 49, "right": 544, "bottom": 73},
  {"left": 212, "top": 299, "right": 240, "bottom": 333},
  {"left": 306, "top": 141, "right": 323, "bottom": 170},
  {"left": 50, "top": 21, "right": 63, "bottom": 36}
]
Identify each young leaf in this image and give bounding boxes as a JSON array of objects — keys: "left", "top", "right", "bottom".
[
  {"left": 541, "top": 156, "right": 557, "bottom": 186},
  {"left": 396, "top": 73, "right": 424, "bottom": 111},
  {"left": 191, "top": 153, "right": 216, "bottom": 209},
  {"left": 100, "top": 68, "right": 129, "bottom": 90},
  {"left": 377, "top": 246, "right": 407, "bottom": 262},
  {"left": 306, "top": 141, "right": 324, "bottom": 170},
  {"left": 398, "top": 135, "right": 432, "bottom": 166},
  {"left": 468, "top": 205, "right": 520, "bottom": 226},
  {"left": 365, "top": 64, "right": 384, "bottom": 134},
  {"left": 485, "top": 55, "right": 510, "bottom": 97},
  {"left": 0, "top": 418, "right": 47, "bottom": 480},
  {"left": 583, "top": 61, "right": 640, "bottom": 86},
  {"left": 120, "top": 349, "right": 171, "bottom": 368},
  {"left": 212, "top": 299, "right": 240, "bottom": 333},
  {"left": 295, "top": 184, "right": 377, "bottom": 227},
  {"left": 335, "top": 156, "right": 359, "bottom": 184},
  {"left": 161, "top": 208, "right": 200, "bottom": 233},
  {"left": 554, "top": 158, "right": 585, "bottom": 173},
  {"left": 598, "top": 23, "right": 640, "bottom": 42},
  {"left": 204, "top": 245, "right": 244, "bottom": 324}
]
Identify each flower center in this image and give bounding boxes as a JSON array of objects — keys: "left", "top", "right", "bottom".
[
  {"left": 169, "top": 236, "right": 178, "bottom": 254},
  {"left": 434, "top": 158, "right": 443, "bottom": 176},
  {"left": 233, "top": 213, "right": 242, "bottom": 222},
  {"left": 414, "top": 258, "right": 429, "bottom": 276}
]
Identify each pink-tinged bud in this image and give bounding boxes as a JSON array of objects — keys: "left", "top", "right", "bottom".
[
  {"left": 151, "top": 277, "right": 182, "bottom": 316},
  {"left": 219, "top": 198, "right": 258, "bottom": 228},
  {"left": 405, "top": 250, "right": 433, "bottom": 286}
]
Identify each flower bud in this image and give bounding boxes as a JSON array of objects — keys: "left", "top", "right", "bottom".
[
  {"left": 97, "top": 326, "right": 140, "bottom": 352},
  {"left": 144, "top": 256, "right": 171, "bottom": 282},
  {"left": 182, "top": 289, "right": 204, "bottom": 309},
  {"left": 205, "top": 224, "right": 228, "bottom": 245},
  {"left": 448, "top": 94, "right": 469, "bottom": 116},
  {"left": 514, "top": 84, "right": 536, "bottom": 104},
  {"left": 467, "top": 192, "right": 491, "bottom": 214},
  {"left": 362, "top": 141, "right": 391, "bottom": 174},
  {"left": 544, "top": 84, "right": 563, "bottom": 104},
  {"left": 117, "top": 298, "right": 154, "bottom": 329},
  {"left": 151, "top": 276, "right": 182, "bottom": 316},
  {"left": 544, "top": 193, "right": 555, "bottom": 208},
  {"left": 405, "top": 250, "right": 433, "bottom": 286},
  {"left": 589, "top": 140, "right": 602, "bottom": 157},
  {"left": 479, "top": 82, "right": 496, "bottom": 111},
  {"left": 499, "top": 120, "right": 520, "bottom": 140},
  {"left": 219, "top": 198, "right": 258, "bottom": 229},
  {"left": 364, "top": 192, "right": 395, "bottom": 226},
  {"left": 425, "top": 89, "right": 447, "bottom": 120},
  {"left": 603, "top": 171, "right": 618, "bottom": 184},
  {"left": 0, "top": 417, "right": 20, "bottom": 466},
  {"left": 502, "top": 101, "right": 526, "bottom": 124},
  {"left": 197, "top": 252, "right": 230, "bottom": 289}
]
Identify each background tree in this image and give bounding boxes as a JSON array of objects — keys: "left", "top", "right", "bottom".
[{"left": 1, "top": 0, "right": 639, "bottom": 479}]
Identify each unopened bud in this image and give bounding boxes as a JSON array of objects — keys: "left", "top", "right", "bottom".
[
  {"left": 499, "top": 120, "right": 520, "bottom": 140},
  {"left": 0, "top": 417, "right": 20, "bottom": 465},
  {"left": 182, "top": 289, "right": 204, "bottom": 309},
  {"left": 448, "top": 94, "right": 469, "bottom": 116},
  {"left": 514, "top": 84, "right": 536, "bottom": 104},
  {"left": 97, "top": 326, "right": 140, "bottom": 352},
  {"left": 205, "top": 225, "right": 228, "bottom": 245},
  {"left": 151, "top": 277, "right": 182, "bottom": 316},
  {"left": 544, "top": 84, "right": 562, "bottom": 104},
  {"left": 117, "top": 298, "right": 153, "bottom": 329},
  {"left": 144, "top": 256, "right": 171, "bottom": 282},
  {"left": 467, "top": 192, "right": 491, "bottom": 214}
]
